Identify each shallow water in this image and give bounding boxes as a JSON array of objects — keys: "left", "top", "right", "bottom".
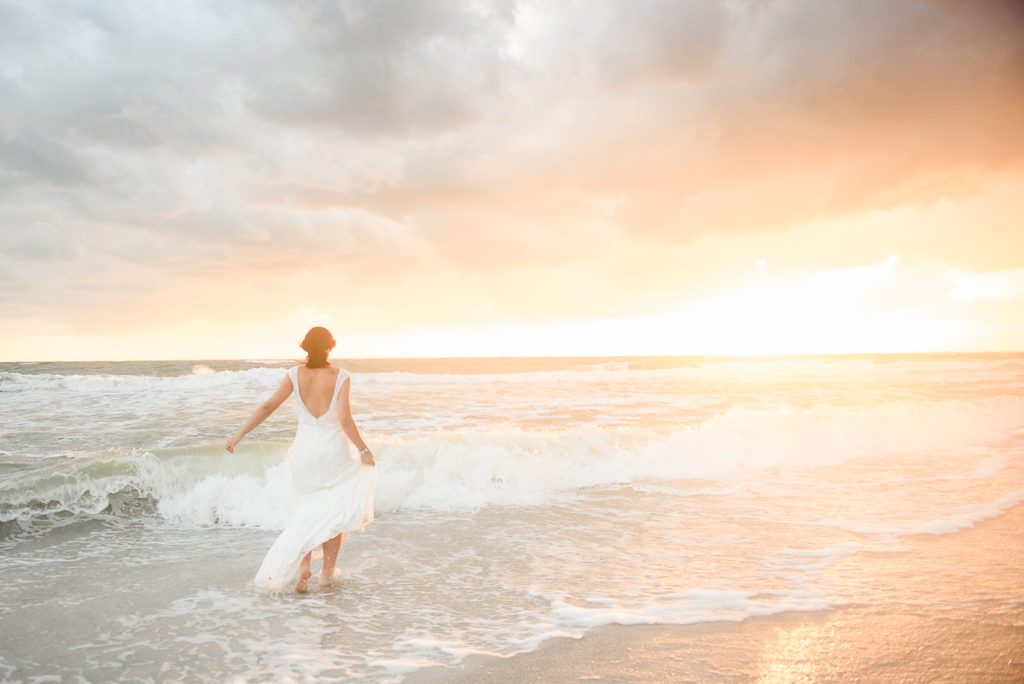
[{"left": 1, "top": 354, "right": 1022, "bottom": 681}]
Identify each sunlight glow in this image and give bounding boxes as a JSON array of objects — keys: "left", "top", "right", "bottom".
[{"left": 331, "top": 257, "right": 976, "bottom": 358}]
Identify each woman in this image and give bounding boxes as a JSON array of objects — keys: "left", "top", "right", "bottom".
[{"left": 225, "top": 326, "right": 377, "bottom": 593}]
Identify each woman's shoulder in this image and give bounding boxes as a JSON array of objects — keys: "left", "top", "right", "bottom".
[{"left": 287, "top": 363, "right": 347, "bottom": 378}]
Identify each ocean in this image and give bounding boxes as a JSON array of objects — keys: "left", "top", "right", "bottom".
[{"left": 1, "top": 354, "right": 1022, "bottom": 681}]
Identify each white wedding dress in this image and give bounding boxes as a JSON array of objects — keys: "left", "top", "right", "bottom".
[{"left": 254, "top": 364, "right": 377, "bottom": 592}]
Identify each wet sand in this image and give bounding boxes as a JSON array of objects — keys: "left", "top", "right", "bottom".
[{"left": 409, "top": 503, "right": 1024, "bottom": 683}]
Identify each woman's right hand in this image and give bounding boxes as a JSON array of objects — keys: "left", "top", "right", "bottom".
[{"left": 360, "top": 449, "right": 376, "bottom": 466}]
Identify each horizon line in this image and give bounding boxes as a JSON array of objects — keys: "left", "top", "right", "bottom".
[{"left": 4, "top": 350, "right": 1023, "bottom": 364}]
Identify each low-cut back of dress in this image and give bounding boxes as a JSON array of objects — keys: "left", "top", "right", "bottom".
[{"left": 253, "top": 364, "right": 377, "bottom": 592}]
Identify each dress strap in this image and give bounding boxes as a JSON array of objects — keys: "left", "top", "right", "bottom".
[{"left": 330, "top": 368, "right": 348, "bottom": 407}]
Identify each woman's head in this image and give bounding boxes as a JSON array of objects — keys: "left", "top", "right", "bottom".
[{"left": 300, "top": 326, "right": 336, "bottom": 368}]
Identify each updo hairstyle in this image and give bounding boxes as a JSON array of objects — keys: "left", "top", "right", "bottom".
[{"left": 300, "top": 326, "right": 336, "bottom": 368}]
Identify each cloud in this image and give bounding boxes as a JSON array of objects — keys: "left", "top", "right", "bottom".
[
  {"left": 546, "top": 0, "right": 1024, "bottom": 240},
  {"left": 0, "top": 0, "right": 1022, "bottom": 354},
  {"left": 244, "top": 0, "right": 519, "bottom": 136}
]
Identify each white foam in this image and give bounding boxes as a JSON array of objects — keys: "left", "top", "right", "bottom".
[
  {"left": 147, "top": 463, "right": 295, "bottom": 530},
  {"left": 780, "top": 542, "right": 864, "bottom": 559},
  {"left": 814, "top": 488, "right": 1024, "bottom": 538},
  {"left": 908, "top": 488, "right": 1024, "bottom": 535},
  {"left": 372, "top": 396, "right": 1021, "bottom": 511},
  {"left": 572, "top": 361, "right": 632, "bottom": 371},
  {"left": 547, "top": 589, "right": 831, "bottom": 629},
  {"left": 0, "top": 363, "right": 640, "bottom": 392},
  {"left": 2, "top": 394, "right": 1021, "bottom": 527}
]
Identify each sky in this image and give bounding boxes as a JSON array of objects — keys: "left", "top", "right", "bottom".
[{"left": 1, "top": 0, "right": 1022, "bottom": 361}]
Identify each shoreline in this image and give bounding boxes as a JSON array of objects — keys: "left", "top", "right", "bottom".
[
  {"left": 407, "top": 504, "right": 1024, "bottom": 683},
  {"left": 406, "top": 605, "right": 1024, "bottom": 683}
]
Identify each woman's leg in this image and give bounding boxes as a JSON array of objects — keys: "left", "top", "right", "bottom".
[
  {"left": 320, "top": 533, "right": 347, "bottom": 585},
  {"left": 296, "top": 551, "right": 313, "bottom": 593}
]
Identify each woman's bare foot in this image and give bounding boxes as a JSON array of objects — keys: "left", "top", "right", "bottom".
[{"left": 295, "top": 568, "right": 312, "bottom": 593}]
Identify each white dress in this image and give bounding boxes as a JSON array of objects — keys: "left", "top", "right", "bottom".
[{"left": 254, "top": 364, "right": 377, "bottom": 592}]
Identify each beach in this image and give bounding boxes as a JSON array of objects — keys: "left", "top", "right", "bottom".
[
  {"left": 5, "top": 0, "right": 1023, "bottom": 680},
  {"left": 410, "top": 502, "right": 1024, "bottom": 683},
  {"left": 1, "top": 354, "right": 1022, "bottom": 681}
]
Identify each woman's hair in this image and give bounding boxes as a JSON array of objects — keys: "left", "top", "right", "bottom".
[{"left": 300, "top": 326, "right": 336, "bottom": 368}]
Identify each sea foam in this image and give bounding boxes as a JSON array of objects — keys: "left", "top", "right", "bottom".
[{"left": 1, "top": 395, "right": 1019, "bottom": 529}]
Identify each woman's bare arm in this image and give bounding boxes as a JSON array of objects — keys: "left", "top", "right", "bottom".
[
  {"left": 225, "top": 374, "right": 293, "bottom": 453},
  {"left": 336, "top": 375, "right": 375, "bottom": 465}
]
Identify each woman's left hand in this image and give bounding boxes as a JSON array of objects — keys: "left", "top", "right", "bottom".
[{"left": 225, "top": 434, "right": 241, "bottom": 453}]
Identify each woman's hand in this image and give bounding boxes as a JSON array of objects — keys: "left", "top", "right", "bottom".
[
  {"left": 225, "top": 434, "right": 242, "bottom": 453},
  {"left": 360, "top": 448, "right": 376, "bottom": 466}
]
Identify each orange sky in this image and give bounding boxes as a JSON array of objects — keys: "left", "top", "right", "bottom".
[{"left": 1, "top": 0, "right": 1022, "bottom": 361}]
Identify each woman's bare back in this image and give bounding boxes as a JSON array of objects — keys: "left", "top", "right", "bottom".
[{"left": 293, "top": 366, "right": 342, "bottom": 419}]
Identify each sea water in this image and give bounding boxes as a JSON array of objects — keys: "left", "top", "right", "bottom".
[{"left": 0, "top": 354, "right": 1022, "bottom": 681}]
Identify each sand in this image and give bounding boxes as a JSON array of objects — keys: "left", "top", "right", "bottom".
[
  {"left": 408, "top": 504, "right": 1024, "bottom": 683},
  {"left": 407, "top": 607, "right": 1021, "bottom": 683}
]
